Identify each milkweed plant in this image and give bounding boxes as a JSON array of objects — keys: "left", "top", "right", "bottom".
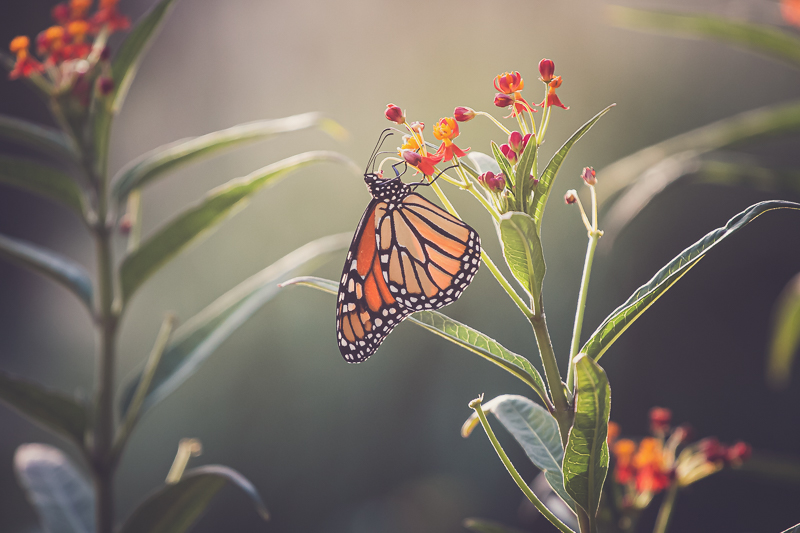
[
  {"left": 285, "top": 60, "right": 800, "bottom": 533},
  {"left": 0, "top": 0, "right": 357, "bottom": 532}
]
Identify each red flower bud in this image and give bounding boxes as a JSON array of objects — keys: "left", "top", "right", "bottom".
[
  {"left": 726, "top": 442, "right": 751, "bottom": 463},
  {"left": 523, "top": 133, "right": 533, "bottom": 148},
  {"left": 539, "top": 58, "right": 555, "bottom": 82},
  {"left": 454, "top": 106, "right": 476, "bottom": 122},
  {"left": 100, "top": 45, "right": 111, "bottom": 61},
  {"left": 119, "top": 214, "right": 132, "bottom": 234},
  {"left": 479, "top": 171, "right": 505, "bottom": 192},
  {"left": 494, "top": 93, "right": 514, "bottom": 108},
  {"left": 649, "top": 407, "right": 671, "bottom": 434},
  {"left": 508, "top": 131, "right": 523, "bottom": 154},
  {"left": 401, "top": 149, "right": 421, "bottom": 167},
  {"left": 409, "top": 121, "right": 424, "bottom": 133},
  {"left": 52, "top": 3, "right": 70, "bottom": 24},
  {"left": 581, "top": 166, "right": 597, "bottom": 186},
  {"left": 564, "top": 190, "right": 578, "bottom": 205},
  {"left": 500, "top": 143, "right": 517, "bottom": 164},
  {"left": 385, "top": 103, "right": 405, "bottom": 124},
  {"left": 698, "top": 438, "right": 727, "bottom": 463},
  {"left": 98, "top": 76, "right": 114, "bottom": 95}
]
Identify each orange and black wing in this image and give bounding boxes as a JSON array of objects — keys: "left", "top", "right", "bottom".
[
  {"left": 376, "top": 192, "right": 481, "bottom": 312},
  {"left": 336, "top": 200, "right": 411, "bottom": 363}
]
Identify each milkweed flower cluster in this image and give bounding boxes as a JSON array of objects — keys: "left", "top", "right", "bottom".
[
  {"left": 382, "top": 60, "right": 569, "bottom": 218},
  {"left": 8, "top": 0, "right": 129, "bottom": 99},
  {"left": 607, "top": 407, "right": 751, "bottom": 511}
]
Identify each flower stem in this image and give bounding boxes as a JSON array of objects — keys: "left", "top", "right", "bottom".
[
  {"left": 653, "top": 482, "right": 679, "bottom": 533},
  {"left": 566, "top": 230, "right": 600, "bottom": 392},
  {"left": 477, "top": 111, "right": 512, "bottom": 135},
  {"left": 530, "top": 311, "right": 572, "bottom": 442},
  {"left": 470, "top": 397, "right": 575, "bottom": 533}
]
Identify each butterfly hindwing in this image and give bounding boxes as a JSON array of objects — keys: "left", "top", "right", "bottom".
[
  {"left": 336, "top": 200, "right": 411, "bottom": 363},
  {"left": 376, "top": 192, "right": 481, "bottom": 313}
]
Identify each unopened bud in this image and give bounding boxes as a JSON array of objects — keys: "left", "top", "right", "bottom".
[
  {"left": 100, "top": 45, "right": 111, "bottom": 61},
  {"left": 494, "top": 93, "right": 514, "bottom": 108},
  {"left": 500, "top": 143, "right": 517, "bottom": 164},
  {"left": 726, "top": 442, "right": 751, "bottom": 464},
  {"left": 454, "top": 106, "right": 476, "bottom": 122},
  {"left": 508, "top": 131, "right": 523, "bottom": 154},
  {"left": 385, "top": 103, "right": 405, "bottom": 124},
  {"left": 478, "top": 171, "right": 505, "bottom": 193},
  {"left": 98, "top": 76, "right": 114, "bottom": 95},
  {"left": 581, "top": 166, "right": 596, "bottom": 186},
  {"left": 539, "top": 58, "right": 555, "bottom": 82},
  {"left": 401, "top": 149, "right": 421, "bottom": 167},
  {"left": 649, "top": 406, "right": 671, "bottom": 434},
  {"left": 698, "top": 438, "right": 727, "bottom": 463},
  {"left": 523, "top": 133, "right": 533, "bottom": 148},
  {"left": 564, "top": 190, "right": 578, "bottom": 205}
]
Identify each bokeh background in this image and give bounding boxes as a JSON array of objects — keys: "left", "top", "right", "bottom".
[{"left": 2, "top": 0, "right": 800, "bottom": 531}]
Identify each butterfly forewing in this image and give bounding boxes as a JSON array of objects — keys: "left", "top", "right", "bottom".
[{"left": 336, "top": 200, "right": 411, "bottom": 363}]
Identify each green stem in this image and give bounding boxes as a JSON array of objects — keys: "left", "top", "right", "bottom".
[
  {"left": 470, "top": 398, "right": 575, "bottom": 533},
  {"left": 566, "top": 230, "right": 600, "bottom": 392},
  {"left": 653, "top": 483, "right": 679, "bottom": 533},
  {"left": 530, "top": 311, "right": 572, "bottom": 443},
  {"left": 481, "top": 250, "right": 533, "bottom": 319}
]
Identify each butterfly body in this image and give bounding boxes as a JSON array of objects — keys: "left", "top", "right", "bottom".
[{"left": 336, "top": 171, "right": 481, "bottom": 363}]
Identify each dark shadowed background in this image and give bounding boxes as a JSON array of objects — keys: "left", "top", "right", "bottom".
[{"left": 2, "top": 0, "right": 800, "bottom": 532}]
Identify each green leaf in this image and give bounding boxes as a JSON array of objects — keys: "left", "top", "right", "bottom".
[
  {"left": 582, "top": 200, "right": 800, "bottom": 361},
  {"left": 0, "top": 155, "right": 85, "bottom": 216},
  {"left": 767, "top": 273, "right": 800, "bottom": 389},
  {"left": 531, "top": 104, "right": 614, "bottom": 229},
  {"left": 467, "top": 151, "right": 501, "bottom": 175},
  {"left": 463, "top": 395, "right": 576, "bottom": 512},
  {"left": 609, "top": 7, "right": 800, "bottom": 69},
  {"left": 283, "top": 276, "right": 550, "bottom": 405},
  {"left": 119, "top": 233, "right": 350, "bottom": 418},
  {"left": 14, "top": 444, "right": 95, "bottom": 533},
  {"left": 112, "top": 112, "right": 348, "bottom": 200},
  {"left": 0, "top": 115, "right": 79, "bottom": 161},
  {"left": 110, "top": 0, "right": 180, "bottom": 113},
  {"left": 596, "top": 99, "right": 800, "bottom": 206},
  {"left": 119, "top": 151, "right": 350, "bottom": 303},
  {"left": 119, "top": 465, "right": 268, "bottom": 533},
  {"left": 0, "top": 372, "right": 87, "bottom": 445},
  {"left": 491, "top": 141, "right": 516, "bottom": 186},
  {"left": 498, "top": 211, "right": 545, "bottom": 312},
  {"left": 563, "top": 355, "right": 610, "bottom": 525},
  {"left": 463, "top": 518, "right": 529, "bottom": 533},
  {"left": 515, "top": 138, "right": 538, "bottom": 213},
  {"left": 782, "top": 524, "right": 800, "bottom": 533},
  {"left": 0, "top": 232, "right": 93, "bottom": 312}
]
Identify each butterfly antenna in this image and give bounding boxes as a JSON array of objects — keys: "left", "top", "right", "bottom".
[
  {"left": 366, "top": 129, "right": 394, "bottom": 174},
  {"left": 412, "top": 164, "right": 459, "bottom": 189}
]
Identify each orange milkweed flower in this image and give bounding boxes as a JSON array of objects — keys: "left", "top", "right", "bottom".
[
  {"left": 433, "top": 117, "right": 469, "bottom": 162},
  {"left": 494, "top": 71, "right": 534, "bottom": 117},
  {"left": 782, "top": 0, "right": 800, "bottom": 26},
  {"left": 64, "top": 20, "right": 92, "bottom": 59},
  {"left": 539, "top": 76, "right": 568, "bottom": 110},
  {"left": 92, "top": 0, "right": 130, "bottom": 33},
  {"left": 8, "top": 36, "right": 43, "bottom": 79}
]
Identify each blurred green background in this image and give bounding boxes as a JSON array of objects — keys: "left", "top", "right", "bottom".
[{"left": 2, "top": 0, "right": 800, "bottom": 531}]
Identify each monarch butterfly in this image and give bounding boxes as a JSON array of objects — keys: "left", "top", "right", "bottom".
[{"left": 336, "top": 132, "right": 481, "bottom": 363}]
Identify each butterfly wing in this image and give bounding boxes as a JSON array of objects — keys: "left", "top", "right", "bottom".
[
  {"left": 336, "top": 200, "right": 411, "bottom": 363},
  {"left": 376, "top": 192, "right": 481, "bottom": 312}
]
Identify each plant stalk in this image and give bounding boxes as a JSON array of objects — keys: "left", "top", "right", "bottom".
[
  {"left": 470, "top": 398, "right": 575, "bottom": 533},
  {"left": 529, "top": 311, "right": 571, "bottom": 443},
  {"left": 566, "top": 230, "right": 600, "bottom": 392},
  {"left": 653, "top": 483, "right": 679, "bottom": 533}
]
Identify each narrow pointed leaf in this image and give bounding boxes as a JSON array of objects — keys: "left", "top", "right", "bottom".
[
  {"left": 597, "top": 99, "right": 800, "bottom": 205},
  {"left": 14, "top": 444, "right": 95, "bottom": 533},
  {"left": 118, "top": 465, "right": 268, "bottom": 533},
  {"left": 498, "top": 211, "right": 545, "bottom": 311},
  {"left": 119, "top": 233, "right": 350, "bottom": 418},
  {"left": 463, "top": 395, "right": 576, "bottom": 511},
  {"left": 0, "top": 232, "right": 93, "bottom": 312},
  {"left": 283, "top": 276, "right": 549, "bottom": 405},
  {"left": 467, "top": 151, "right": 501, "bottom": 175},
  {"left": 491, "top": 141, "right": 516, "bottom": 186},
  {"left": 563, "top": 355, "right": 610, "bottom": 525},
  {"left": 583, "top": 201, "right": 800, "bottom": 361},
  {"left": 112, "top": 113, "right": 348, "bottom": 200},
  {"left": 464, "top": 518, "right": 528, "bottom": 533},
  {"left": 110, "top": 0, "right": 180, "bottom": 113},
  {"left": 515, "top": 139, "right": 538, "bottom": 213},
  {"left": 119, "top": 151, "right": 350, "bottom": 303},
  {"left": 610, "top": 7, "right": 800, "bottom": 69},
  {"left": 0, "top": 156, "right": 85, "bottom": 216},
  {"left": 767, "top": 273, "right": 800, "bottom": 389},
  {"left": 0, "top": 372, "right": 87, "bottom": 445},
  {"left": 531, "top": 104, "right": 614, "bottom": 228},
  {"left": 782, "top": 524, "right": 800, "bottom": 533},
  {"left": 0, "top": 115, "right": 79, "bottom": 161}
]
